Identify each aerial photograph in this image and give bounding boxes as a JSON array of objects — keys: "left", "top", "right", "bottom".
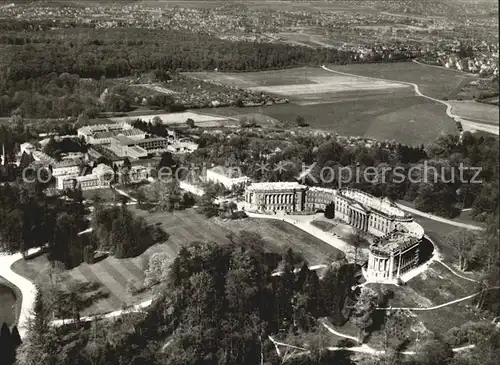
[{"left": 0, "top": 0, "right": 498, "bottom": 364}]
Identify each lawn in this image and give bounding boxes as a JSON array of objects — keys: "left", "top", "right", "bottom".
[
  {"left": 82, "top": 187, "right": 120, "bottom": 203},
  {"left": 214, "top": 217, "right": 343, "bottom": 264},
  {"left": 366, "top": 260, "right": 482, "bottom": 337},
  {"left": 187, "top": 67, "right": 411, "bottom": 102},
  {"left": 12, "top": 208, "right": 342, "bottom": 316},
  {"left": 407, "top": 262, "right": 478, "bottom": 305},
  {"left": 311, "top": 220, "right": 336, "bottom": 232},
  {"left": 133, "top": 207, "right": 343, "bottom": 264},
  {"left": 0, "top": 278, "right": 20, "bottom": 327}
]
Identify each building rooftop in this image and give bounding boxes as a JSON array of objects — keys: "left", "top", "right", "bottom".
[
  {"left": 208, "top": 165, "right": 248, "bottom": 179},
  {"left": 129, "top": 146, "right": 148, "bottom": 154},
  {"left": 247, "top": 181, "right": 307, "bottom": 192},
  {"left": 112, "top": 135, "right": 136, "bottom": 146},
  {"left": 120, "top": 128, "right": 145, "bottom": 137},
  {"left": 53, "top": 158, "right": 82, "bottom": 168},
  {"left": 371, "top": 224, "right": 423, "bottom": 254},
  {"left": 338, "top": 189, "right": 409, "bottom": 219},
  {"left": 139, "top": 136, "right": 168, "bottom": 143},
  {"left": 93, "top": 131, "right": 115, "bottom": 139},
  {"left": 89, "top": 145, "right": 123, "bottom": 161}
]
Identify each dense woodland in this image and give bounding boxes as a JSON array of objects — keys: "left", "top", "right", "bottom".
[
  {"left": 186, "top": 129, "right": 499, "bottom": 220},
  {"left": 0, "top": 22, "right": 412, "bottom": 118}
]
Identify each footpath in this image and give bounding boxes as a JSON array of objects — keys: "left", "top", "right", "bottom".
[{"left": 0, "top": 248, "right": 40, "bottom": 339}]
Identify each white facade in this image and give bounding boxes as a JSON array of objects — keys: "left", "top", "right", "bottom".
[
  {"left": 20, "top": 143, "right": 36, "bottom": 156},
  {"left": 52, "top": 160, "right": 81, "bottom": 178},
  {"left": 167, "top": 141, "right": 198, "bottom": 154},
  {"left": 206, "top": 166, "right": 251, "bottom": 189},
  {"left": 244, "top": 183, "right": 424, "bottom": 283},
  {"left": 179, "top": 181, "right": 205, "bottom": 196},
  {"left": 56, "top": 163, "right": 114, "bottom": 191},
  {"left": 77, "top": 122, "right": 134, "bottom": 143}
]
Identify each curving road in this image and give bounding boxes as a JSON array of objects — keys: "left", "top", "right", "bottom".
[
  {"left": 394, "top": 203, "right": 484, "bottom": 231},
  {"left": 320, "top": 65, "right": 499, "bottom": 136},
  {"left": 0, "top": 249, "right": 40, "bottom": 339}
]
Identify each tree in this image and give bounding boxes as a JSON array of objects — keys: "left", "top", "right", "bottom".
[
  {"left": 324, "top": 202, "right": 335, "bottom": 219},
  {"left": 445, "top": 229, "right": 478, "bottom": 271},
  {"left": 351, "top": 286, "right": 378, "bottom": 343},
  {"left": 19, "top": 151, "right": 34, "bottom": 169},
  {"left": 119, "top": 157, "right": 132, "bottom": 186},
  {"left": 414, "top": 337, "right": 453, "bottom": 365},
  {"left": 0, "top": 322, "right": 13, "bottom": 365},
  {"left": 144, "top": 252, "right": 171, "bottom": 288},
  {"left": 16, "top": 287, "right": 59, "bottom": 365},
  {"left": 136, "top": 188, "right": 147, "bottom": 209},
  {"left": 42, "top": 137, "right": 60, "bottom": 159},
  {"left": 157, "top": 151, "right": 177, "bottom": 178},
  {"left": 346, "top": 229, "right": 366, "bottom": 265},
  {"left": 154, "top": 181, "right": 181, "bottom": 211},
  {"left": 185, "top": 118, "right": 195, "bottom": 128},
  {"left": 303, "top": 271, "right": 321, "bottom": 317},
  {"left": 295, "top": 115, "right": 308, "bottom": 127},
  {"left": 49, "top": 212, "right": 81, "bottom": 268}
]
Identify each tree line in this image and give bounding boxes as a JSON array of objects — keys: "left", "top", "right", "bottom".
[{"left": 0, "top": 323, "right": 22, "bottom": 365}]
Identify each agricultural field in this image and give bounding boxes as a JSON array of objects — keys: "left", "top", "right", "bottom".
[
  {"left": 324, "top": 61, "right": 478, "bottom": 100},
  {"left": 110, "top": 111, "right": 238, "bottom": 127},
  {"left": 448, "top": 100, "right": 499, "bottom": 125},
  {"left": 186, "top": 67, "right": 411, "bottom": 101},
  {"left": 190, "top": 65, "right": 459, "bottom": 145},
  {"left": 203, "top": 94, "right": 456, "bottom": 146}
]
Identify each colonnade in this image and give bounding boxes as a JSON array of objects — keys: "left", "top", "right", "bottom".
[
  {"left": 264, "top": 193, "right": 295, "bottom": 205},
  {"left": 368, "top": 255, "right": 393, "bottom": 279},
  {"left": 349, "top": 209, "right": 368, "bottom": 231}
]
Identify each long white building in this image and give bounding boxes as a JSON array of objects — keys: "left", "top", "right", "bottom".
[{"left": 244, "top": 183, "right": 424, "bottom": 283}]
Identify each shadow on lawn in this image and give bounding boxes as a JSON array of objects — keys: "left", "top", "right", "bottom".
[{"left": 54, "top": 281, "right": 110, "bottom": 319}]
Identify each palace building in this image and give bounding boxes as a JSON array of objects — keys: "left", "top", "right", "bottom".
[
  {"left": 244, "top": 182, "right": 308, "bottom": 213},
  {"left": 243, "top": 183, "right": 424, "bottom": 283}
]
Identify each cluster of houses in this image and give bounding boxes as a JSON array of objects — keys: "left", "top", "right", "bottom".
[
  {"left": 78, "top": 122, "right": 198, "bottom": 160},
  {"left": 422, "top": 41, "right": 499, "bottom": 76},
  {"left": 3, "top": 1, "right": 489, "bottom": 66},
  {"left": 13, "top": 121, "right": 199, "bottom": 191},
  {"left": 442, "top": 54, "right": 497, "bottom": 76}
]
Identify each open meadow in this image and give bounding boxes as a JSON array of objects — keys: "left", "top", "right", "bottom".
[
  {"left": 185, "top": 67, "right": 411, "bottom": 101},
  {"left": 189, "top": 65, "right": 458, "bottom": 145},
  {"left": 11, "top": 208, "right": 342, "bottom": 316},
  {"left": 202, "top": 94, "right": 456, "bottom": 146},
  {"left": 110, "top": 111, "right": 238, "bottom": 127},
  {"left": 448, "top": 100, "right": 499, "bottom": 125},
  {"left": 324, "top": 61, "right": 478, "bottom": 100}
]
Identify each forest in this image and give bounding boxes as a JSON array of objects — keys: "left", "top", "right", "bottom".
[
  {"left": 0, "top": 21, "right": 412, "bottom": 118},
  {"left": 185, "top": 129, "right": 499, "bottom": 221}
]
